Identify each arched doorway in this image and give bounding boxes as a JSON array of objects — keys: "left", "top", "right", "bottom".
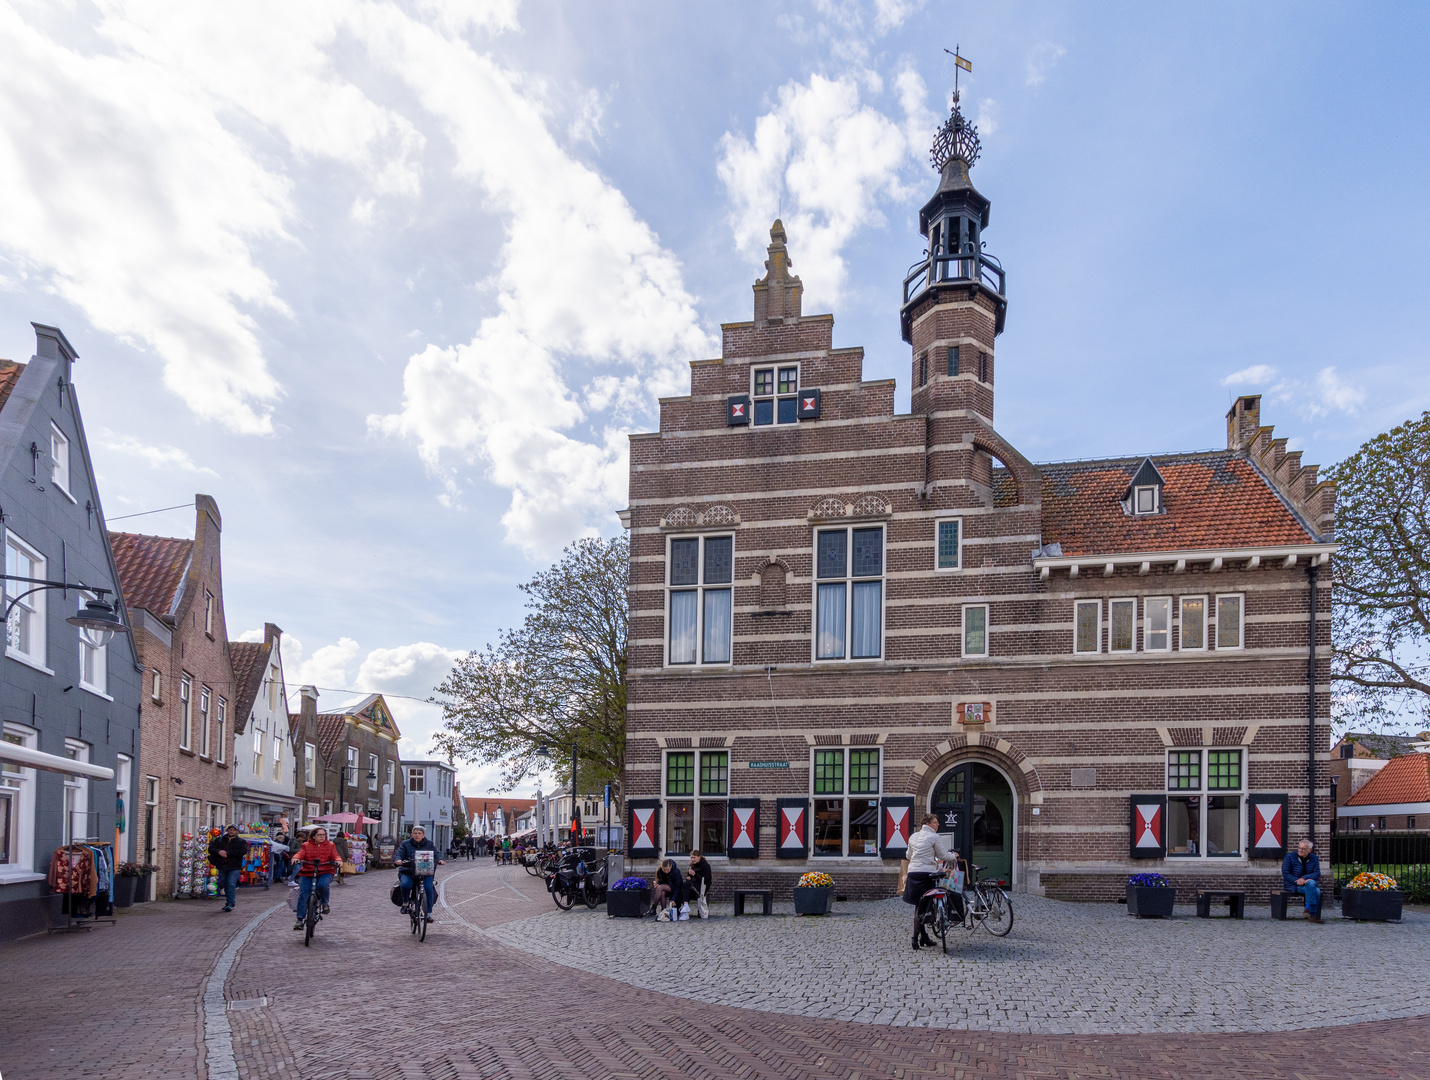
[{"left": 930, "top": 762, "right": 1015, "bottom": 886}]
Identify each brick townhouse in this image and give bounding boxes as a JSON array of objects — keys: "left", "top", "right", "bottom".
[
  {"left": 290, "top": 686, "right": 404, "bottom": 838},
  {"left": 621, "top": 99, "right": 1336, "bottom": 902},
  {"left": 111, "top": 496, "right": 237, "bottom": 899}
]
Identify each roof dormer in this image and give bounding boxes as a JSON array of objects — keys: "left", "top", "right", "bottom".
[{"left": 1122, "top": 458, "right": 1166, "bottom": 516}]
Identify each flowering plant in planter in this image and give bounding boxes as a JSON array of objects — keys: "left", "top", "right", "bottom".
[
  {"left": 797, "top": 872, "right": 834, "bottom": 889},
  {"left": 1127, "top": 873, "right": 1170, "bottom": 888},
  {"left": 116, "top": 862, "right": 158, "bottom": 877},
  {"left": 1346, "top": 872, "right": 1398, "bottom": 891},
  {"left": 610, "top": 876, "right": 649, "bottom": 891}
]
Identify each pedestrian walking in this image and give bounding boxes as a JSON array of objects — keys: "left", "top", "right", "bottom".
[{"left": 208, "top": 825, "right": 249, "bottom": 912}]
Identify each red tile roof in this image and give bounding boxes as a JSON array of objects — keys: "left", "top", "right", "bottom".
[
  {"left": 0, "top": 360, "right": 25, "bottom": 412},
  {"left": 1345, "top": 754, "right": 1430, "bottom": 807},
  {"left": 109, "top": 531, "right": 193, "bottom": 616},
  {"left": 1039, "top": 451, "right": 1315, "bottom": 558},
  {"left": 229, "top": 640, "right": 271, "bottom": 732},
  {"left": 315, "top": 714, "right": 349, "bottom": 767}
]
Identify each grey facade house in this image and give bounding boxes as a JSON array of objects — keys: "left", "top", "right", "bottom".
[
  {"left": 401, "top": 759, "right": 456, "bottom": 852},
  {"left": 0, "top": 324, "right": 143, "bottom": 940}
]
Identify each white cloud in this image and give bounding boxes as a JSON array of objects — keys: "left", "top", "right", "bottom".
[
  {"left": 286, "top": 635, "right": 362, "bottom": 691},
  {"left": 97, "top": 431, "right": 218, "bottom": 476},
  {"left": 1222, "top": 364, "right": 1278, "bottom": 387},
  {"left": 718, "top": 72, "right": 929, "bottom": 309},
  {"left": 1222, "top": 363, "right": 1364, "bottom": 420},
  {"left": 362, "top": 9, "right": 714, "bottom": 554},
  {"left": 1026, "top": 42, "right": 1067, "bottom": 87}
]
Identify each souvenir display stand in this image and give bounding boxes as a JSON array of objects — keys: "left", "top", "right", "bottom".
[
  {"left": 176, "top": 829, "right": 220, "bottom": 899},
  {"left": 237, "top": 831, "right": 273, "bottom": 889},
  {"left": 47, "top": 839, "right": 118, "bottom": 933},
  {"left": 343, "top": 832, "right": 369, "bottom": 873}
]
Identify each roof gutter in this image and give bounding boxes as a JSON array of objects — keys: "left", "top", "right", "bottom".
[
  {"left": 0, "top": 742, "right": 114, "bottom": 780},
  {"left": 1032, "top": 544, "right": 1335, "bottom": 580}
]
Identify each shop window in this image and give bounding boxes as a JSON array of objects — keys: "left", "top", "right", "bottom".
[
  {"left": 1179, "top": 596, "right": 1207, "bottom": 650},
  {"left": 1074, "top": 600, "right": 1101, "bottom": 654},
  {"left": 810, "top": 747, "right": 881, "bottom": 856},
  {"left": 0, "top": 724, "right": 37, "bottom": 878},
  {"left": 815, "top": 526, "right": 884, "bottom": 661},
  {"left": 667, "top": 534, "right": 733, "bottom": 665},
  {"left": 1166, "top": 749, "right": 1243, "bottom": 858},
  {"left": 1216, "top": 594, "right": 1244, "bottom": 650},
  {"left": 936, "top": 519, "right": 962, "bottom": 570},
  {"left": 752, "top": 364, "right": 799, "bottom": 425},
  {"left": 1109, "top": 599, "right": 1136, "bottom": 653},
  {"left": 1145, "top": 597, "right": 1171, "bottom": 652},
  {"left": 962, "top": 604, "right": 988, "bottom": 658},
  {"left": 5, "top": 534, "right": 47, "bottom": 669},
  {"left": 63, "top": 739, "right": 90, "bottom": 845}
]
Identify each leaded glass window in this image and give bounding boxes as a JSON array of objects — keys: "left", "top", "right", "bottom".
[
  {"left": 849, "top": 749, "right": 880, "bottom": 794},
  {"left": 1167, "top": 751, "right": 1201, "bottom": 790},
  {"left": 700, "top": 751, "right": 728, "bottom": 796},
  {"left": 814, "top": 749, "right": 844, "bottom": 794},
  {"left": 1207, "top": 750, "right": 1241, "bottom": 790},
  {"left": 666, "top": 752, "right": 694, "bottom": 796}
]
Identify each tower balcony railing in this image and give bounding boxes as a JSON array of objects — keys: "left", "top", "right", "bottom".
[{"left": 902, "top": 251, "right": 1005, "bottom": 305}]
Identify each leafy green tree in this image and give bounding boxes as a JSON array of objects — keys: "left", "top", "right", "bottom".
[
  {"left": 433, "top": 535, "right": 628, "bottom": 795},
  {"left": 1330, "top": 411, "right": 1430, "bottom": 730}
]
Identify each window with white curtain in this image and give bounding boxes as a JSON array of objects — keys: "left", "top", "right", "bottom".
[
  {"left": 815, "top": 526, "right": 884, "bottom": 661},
  {"left": 666, "top": 534, "right": 733, "bottom": 665}
]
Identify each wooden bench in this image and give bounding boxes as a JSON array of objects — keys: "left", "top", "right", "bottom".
[
  {"left": 733, "top": 889, "right": 773, "bottom": 916},
  {"left": 1195, "top": 890, "right": 1245, "bottom": 919},
  {"left": 1269, "top": 891, "right": 1307, "bottom": 920}
]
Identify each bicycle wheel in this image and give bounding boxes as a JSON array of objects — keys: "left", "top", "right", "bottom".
[
  {"left": 304, "top": 909, "right": 316, "bottom": 947},
  {"left": 552, "top": 880, "right": 575, "bottom": 910},
  {"left": 934, "top": 899, "right": 949, "bottom": 954},
  {"left": 417, "top": 907, "right": 427, "bottom": 941},
  {"left": 410, "top": 902, "right": 419, "bottom": 935},
  {"left": 524, "top": 858, "right": 539, "bottom": 877},
  {"left": 980, "top": 886, "right": 1013, "bottom": 937}
]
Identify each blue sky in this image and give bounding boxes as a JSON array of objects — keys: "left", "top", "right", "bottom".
[{"left": 2, "top": 2, "right": 1427, "bottom": 794}]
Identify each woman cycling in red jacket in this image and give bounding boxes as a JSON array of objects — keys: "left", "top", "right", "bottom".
[{"left": 292, "top": 827, "right": 340, "bottom": 930}]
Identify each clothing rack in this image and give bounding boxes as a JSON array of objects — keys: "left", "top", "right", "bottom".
[{"left": 48, "top": 839, "right": 117, "bottom": 934}]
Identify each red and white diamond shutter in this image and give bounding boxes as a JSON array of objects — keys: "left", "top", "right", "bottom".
[
  {"left": 727, "top": 798, "right": 760, "bottom": 859},
  {"left": 627, "top": 799, "right": 661, "bottom": 858},
  {"left": 727, "top": 395, "right": 750, "bottom": 426},
  {"left": 879, "top": 796, "right": 915, "bottom": 859},
  {"left": 775, "top": 797, "right": 808, "bottom": 859},
  {"left": 796, "top": 388, "right": 820, "bottom": 419},
  {"left": 1247, "top": 794, "right": 1289, "bottom": 860},
  {"left": 1128, "top": 794, "right": 1166, "bottom": 859}
]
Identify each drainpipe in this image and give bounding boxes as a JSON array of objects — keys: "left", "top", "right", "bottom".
[{"left": 1307, "top": 564, "right": 1319, "bottom": 844}]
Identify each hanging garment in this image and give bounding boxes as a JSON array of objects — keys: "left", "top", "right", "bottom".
[{"left": 47, "top": 846, "right": 98, "bottom": 897}]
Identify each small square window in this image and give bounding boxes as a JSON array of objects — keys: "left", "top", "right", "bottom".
[
  {"left": 1207, "top": 750, "right": 1241, "bottom": 791},
  {"left": 936, "top": 519, "right": 961, "bottom": 570},
  {"left": 778, "top": 367, "right": 798, "bottom": 394},
  {"left": 754, "top": 369, "right": 774, "bottom": 396},
  {"left": 849, "top": 749, "right": 880, "bottom": 794},
  {"left": 699, "top": 751, "right": 728, "bottom": 796},
  {"left": 1135, "top": 486, "right": 1158, "bottom": 514},
  {"left": 777, "top": 397, "right": 798, "bottom": 423},
  {"left": 666, "top": 752, "right": 694, "bottom": 797},
  {"left": 753, "top": 399, "right": 774, "bottom": 425},
  {"left": 817, "top": 530, "right": 847, "bottom": 579},
  {"left": 1167, "top": 751, "right": 1201, "bottom": 791},
  {"left": 814, "top": 749, "right": 844, "bottom": 795},
  {"left": 962, "top": 604, "right": 988, "bottom": 658},
  {"left": 1074, "top": 600, "right": 1101, "bottom": 654}
]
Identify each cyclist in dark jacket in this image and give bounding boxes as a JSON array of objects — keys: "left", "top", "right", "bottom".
[
  {"left": 1281, "top": 839, "right": 1322, "bottom": 922},
  {"left": 395, "top": 826, "right": 444, "bottom": 922}
]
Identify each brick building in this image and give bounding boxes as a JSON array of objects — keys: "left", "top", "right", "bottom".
[
  {"left": 622, "top": 99, "right": 1336, "bottom": 902},
  {"left": 290, "top": 687, "right": 404, "bottom": 839},
  {"left": 111, "top": 496, "right": 237, "bottom": 899}
]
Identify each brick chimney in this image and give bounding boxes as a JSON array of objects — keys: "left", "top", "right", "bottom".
[
  {"left": 299, "top": 685, "right": 319, "bottom": 723},
  {"left": 1226, "top": 395, "right": 1262, "bottom": 451}
]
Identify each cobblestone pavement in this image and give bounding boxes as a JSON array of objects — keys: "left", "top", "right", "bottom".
[
  {"left": 484, "top": 874, "right": 1430, "bottom": 1034},
  {"left": 4, "top": 862, "right": 1430, "bottom": 1080}
]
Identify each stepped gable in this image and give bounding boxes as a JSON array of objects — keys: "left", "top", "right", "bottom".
[
  {"left": 1039, "top": 450, "right": 1316, "bottom": 558},
  {"left": 109, "top": 531, "right": 194, "bottom": 616}
]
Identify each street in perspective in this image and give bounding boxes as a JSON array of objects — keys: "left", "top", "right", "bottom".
[{"left": 2, "top": 5, "right": 1429, "bottom": 1080}]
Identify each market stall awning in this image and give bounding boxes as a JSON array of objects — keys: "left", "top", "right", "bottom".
[
  {"left": 312, "top": 812, "right": 380, "bottom": 826},
  {"left": 0, "top": 741, "right": 114, "bottom": 781}
]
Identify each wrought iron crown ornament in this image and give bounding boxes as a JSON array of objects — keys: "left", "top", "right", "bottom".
[{"left": 929, "top": 94, "right": 980, "bottom": 170}]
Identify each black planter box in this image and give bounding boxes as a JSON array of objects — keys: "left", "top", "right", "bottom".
[
  {"left": 1126, "top": 885, "right": 1175, "bottom": 918},
  {"left": 1341, "top": 889, "right": 1403, "bottom": 922},
  {"left": 112, "top": 875, "right": 137, "bottom": 908},
  {"left": 607, "top": 888, "right": 650, "bottom": 918},
  {"left": 793, "top": 886, "right": 833, "bottom": 915}
]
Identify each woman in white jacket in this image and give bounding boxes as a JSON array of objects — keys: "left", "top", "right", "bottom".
[{"left": 902, "top": 813, "right": 960, "bottom": 950}]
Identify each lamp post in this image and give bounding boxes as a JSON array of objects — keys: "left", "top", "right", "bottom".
[
  {"left": 337, "top": 763, "right": 378, "bottom": 822},
  {"left": 534, "top": 742, "right": 578, "bottom": 845}
]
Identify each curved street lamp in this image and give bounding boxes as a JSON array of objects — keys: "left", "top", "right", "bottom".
[{"left": 2, "top": 574, "right": 130, "bottom": 646}]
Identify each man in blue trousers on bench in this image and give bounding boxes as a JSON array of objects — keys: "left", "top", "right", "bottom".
[{"left": 1282, "top": 838, "right": 1323, "bottom": 923}]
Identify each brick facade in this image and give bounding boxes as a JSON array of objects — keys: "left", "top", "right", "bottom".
[
  {"left": 112, "top": 495, "right": 237, "bottom": 900},
  {"left": 623, "top": 146, "right": 1335, "bottom": 902}
]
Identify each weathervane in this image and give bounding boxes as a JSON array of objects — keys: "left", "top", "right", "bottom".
[{"left": 930, "top": 46, "right": 980, "bottom": 171}]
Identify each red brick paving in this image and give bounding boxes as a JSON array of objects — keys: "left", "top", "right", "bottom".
[{"left": 3, "top": 865, "right": 1428, "bottom": 1080}]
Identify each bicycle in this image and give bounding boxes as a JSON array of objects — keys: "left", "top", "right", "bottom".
[
  {"left": 400, "top": 851, "right": 439, "bottom": 942},
  {"left": 916, "top": 861, "right": 1013, "bottom": 952},
  {"left": 294, "top": 861, "right": 328, "bottom": 947}
]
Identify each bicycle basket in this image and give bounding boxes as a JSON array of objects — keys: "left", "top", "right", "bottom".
[{"left": 414, "top": 851, "right": 436, "bottom": 877}]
